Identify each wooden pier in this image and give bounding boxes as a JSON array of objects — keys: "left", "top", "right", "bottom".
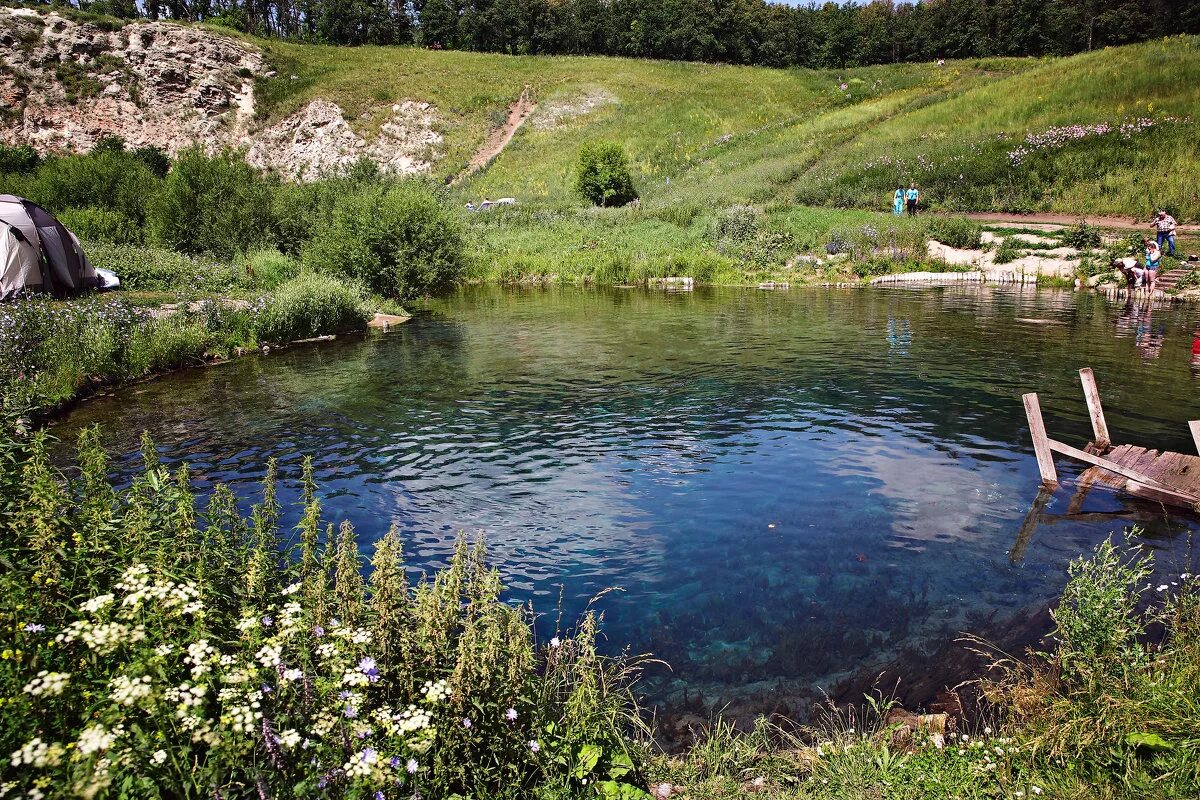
[{"left": 1022, "top": 368, "right": 1200, "bottom": 513}]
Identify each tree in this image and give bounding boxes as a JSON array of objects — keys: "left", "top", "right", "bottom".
[{"left": 574, "top": 141, "right": 638, "bottom": 207}]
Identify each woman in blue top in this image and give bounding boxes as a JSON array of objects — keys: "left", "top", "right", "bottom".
[
  {"left": 1144, "top": 238, "right": 1162, "bottom": 291},
  {"left": 893, "top": 187, "right": 905, "bottom": 216}
]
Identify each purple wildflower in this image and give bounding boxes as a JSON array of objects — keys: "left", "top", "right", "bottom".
[
  {"left": 406, "top": 759, "right": 419, "bottom": 774},
  {"left": 390, "top": 756, "right": 401, "bottom": 769},
  {"left": 22, "top": 623, "right": 45, "bottom": 633},
  {"left": 313, "top": 625, "right": 325, "bottom": 638},
  {"left": 375, "top": 793, "right": 385, "bottom": 800},
  {"left": 505, "top": 708, "right": 518, "bottom": 721},
  {"left": 530, "top": 740, "right": 540, "bottom": 753},
  {"left": 358, "top": 656, "right": 380, "bottom": 682},
  {"left": 345, "top": 705, "right": 359, "bottom": 719},
  {"left": 360, "top": 748, "right": 376, "bottom": 763},
  {"left": 261, "top": 616, "right": 274, "bottom": 627},
  {"left": 338, "top": 690, "right": 352, "bottom": 700},
  {"left": 462, "top": 718, "right": 472, "bottom": 729}
]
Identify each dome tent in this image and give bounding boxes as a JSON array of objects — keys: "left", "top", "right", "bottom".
[{"left": 0, "top": 194, "right": 102, "bottom": 300}]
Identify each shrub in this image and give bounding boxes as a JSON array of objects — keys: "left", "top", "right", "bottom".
[
  {"left": 710, "top": 205, "right": 762, "bottom": 254},
  {"left": 56, "top": 207, "right": 142, "bottom": 245},
  {"left": 253, "top": 272, "right": 372, "bottom": 343},
  {"left": 0, "top": 143, "right": 40, "bottom": 174},
  {"left": 923, "top": 216, "right": 982, "bottom": 250},
  {"left": 994, "top": 237, "right": 1023, "bottom": 264},
  {"left": 301, "top": 180, "right": 466, "bottom": 299},
  {"left": 1061, "top": 220, "right": 1102, "bottom": 250},
  {"left": 148, "top": 147, "right": 277, "bottom": 257},
  {"left": 574, "top": 142, "right": 638, "bottom": 207},
  {"left": 16, "top": 150, "right": 159, "bottom": 231}
]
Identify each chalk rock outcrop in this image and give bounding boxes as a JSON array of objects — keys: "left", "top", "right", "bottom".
[
  {"left": 0, "top": 8, "right": 262, "bottom": 154},
  {"left": 245, "top": 99, "right": 442, "bottom": 181},
  {"left": 0, "top": 9, "right": 443, "bottom": 181}
]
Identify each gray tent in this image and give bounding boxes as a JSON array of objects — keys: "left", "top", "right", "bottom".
[{"left": 0, "top": 194, "right": 101, "bottom": 300}]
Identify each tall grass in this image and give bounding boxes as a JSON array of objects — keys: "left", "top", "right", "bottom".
[{"left": 0, "top": 429, "right": 651, "bottom": 799}]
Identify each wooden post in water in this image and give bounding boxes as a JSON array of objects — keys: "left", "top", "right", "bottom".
[
  {"left": 1023, "top": 392, "right": 1058, "bottom": 487},
  {"left": 1190, "top": 420, "right": 1200, "bottom": 456},
  {"left": 1079, "top": 368, "right": 1110, "bottom": 450}
]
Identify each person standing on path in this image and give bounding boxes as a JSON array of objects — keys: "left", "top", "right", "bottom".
[
  {"left": 893, "top": 187, "right": 905, "bottom": 216},
  {"left": 1153, "top": 210, "right": 1177, "bottom": 256},
  {"left": 905, "top": 183, "right": 920, "bottom": 216}
]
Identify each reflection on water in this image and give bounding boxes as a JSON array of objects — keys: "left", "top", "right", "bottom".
[{"left": 51, "top": 286, "right": 1200, "bottom": 718}]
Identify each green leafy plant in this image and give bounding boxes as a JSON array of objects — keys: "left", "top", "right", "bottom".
[{"left": 574, "top": 142, "right": 638, "bottom": 208}]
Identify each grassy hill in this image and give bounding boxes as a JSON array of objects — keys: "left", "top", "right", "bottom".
[
  {"left": 242, "top": 34, "right": 1200, "bottom": 284},
  {"left": 253, "top": 35, "right": 1200, "bottom": 221}
]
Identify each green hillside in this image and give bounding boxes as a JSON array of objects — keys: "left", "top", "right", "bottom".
[{"left": 255, "top": 35, "right": 1200, "bottom": 220}]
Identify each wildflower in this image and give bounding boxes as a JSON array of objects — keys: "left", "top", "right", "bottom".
[
  {"left": 22, "top": 624, "right": 45, "bottom": 633},
  {"left": 151, "top": 750, "right": 167, "bottom": 765},
  {"left": 1031, "top": 787, "right": 1043, "bottom": 796},
  {"left": 462, "top": 718, "right": 472, "bottom": 729},
  {"left": 530, "top": 740, "right": 540, "bottom": 753},
  {"left": 282, "top": 582, "right": 301, "bottom": 596},
  {"left": 375, "top": 793, "right": 385, "bottom": 800},
  {"left": 407, "top": 758, "right": 419, "bottom": 774},
  {"left": 390, "top": 756, "right": 401, "bottom": 769},
  {"left": 109, "top": 674, "right": 154, "bottom": 706},
  {"left": 261, "top": 616, "right": 274, "bottom": 627},
  {"left": 283, "top": 668, "right": 303, "bottom": 682},
  {"left": 1157, "top": 584, "right": 1169, "bottom": 592},
  {"left": 358, "top": 656, "right": 380, "bottom": 682},
  {"left": 505, "top": 707, "right": 518, "bottom": 721},
  {"left": 344, "top": 705, "right": 359, "bottom": 719},
  {"left": 10, "top": 738, "right": 64, "bottom": 768},
  {"left": 313, "top": 625, "right": 326, "bottom": 637},
  {"left": 549, "top": 637, "right": 561, "bottom": 648},
  {"left": 76, "top": 725, "right": 120, "bottom": 756},
  {"left": 23, "top": 671, "right": 70, "bottom": 697}
]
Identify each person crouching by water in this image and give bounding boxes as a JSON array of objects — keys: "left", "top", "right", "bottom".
[
  {"left": 1153, "top": 210, "right": 1177, "bottom": 256},
  {"left": 1112, "top": 255, "right": 1148, "bottom": 288},
  {"left": 905, "top": 183, "right": 919, "bottom": 216},
  {"left": 893, "top": 186, "right": 905, "bottom": 216},
  {"left": 1144, "top": 237, "right": 1163, "bottom": 291}
]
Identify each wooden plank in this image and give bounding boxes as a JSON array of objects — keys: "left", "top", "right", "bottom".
[
  {"left": 1047, "top": 438, "right": 1200, "bottom": 506},
  {"left": 1079, "top": 368, "right": 1111, "bottom": 449},
  {"left": 1191, "top": 421, "right": 1200, "bottom": 456},
  {"left": 1091, "top": 445, "right": 1141, "bottom": 489},
  {"left": 1023, "top": 393, "right": 1058, "bottom": 486},
  {"left": 1010, "top": 485, "right": 1055, "bottom": 565},
  {"left": 1067, "top": 470, "right": 1097, "bottom": 515}
]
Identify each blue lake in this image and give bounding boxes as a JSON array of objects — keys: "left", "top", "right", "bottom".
[{"left": 52, "top": 285, "right": 1200, "bottom": 723}]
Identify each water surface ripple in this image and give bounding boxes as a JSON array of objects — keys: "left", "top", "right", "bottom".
[{"left": 53, "top": 285, "right": 1200, "bottom": 714}]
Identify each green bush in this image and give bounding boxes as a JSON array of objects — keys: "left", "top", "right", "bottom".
[
  {"left": 15, "top": 150, "right": 159, "bottom": 232},
  {"left": 1061, "top": 220, "right": 1102, "bottom": 250},
  {"left": 56, "top": 208, "right": 142, "bottom": 245},
  {"left": 0, "top": 144, "right": 40, "bottom": 175},
  {"left": 574, "top": 142, "right": 638, "bottom": 208},
  {"left": 994, "top": 237, "right": 1023, "bottom": 264},
  {"left": 254, "top": 272, "right": 372, "bottom": 343},
  {"left": 710, "top": 205, "right": 762, "bottom": 254},
  {"left": 923, "top": 216, "right": 982, "bottom": 250},
  {"left": 148, "top": 147, "right": 278, "bottom": 258},
  {"left": 301, "top": 180, "right": 466, "bottom": 299}
]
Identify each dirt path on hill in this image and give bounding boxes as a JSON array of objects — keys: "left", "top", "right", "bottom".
[
  {"left": 959, "top": 211, "right": 1199, "bottom": 233},
  {"left": 453, "top": 88, "right": 536, "bottom": 184}
]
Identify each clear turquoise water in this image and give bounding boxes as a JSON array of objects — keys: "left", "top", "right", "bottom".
[{"left": 52, "top": 285, "right": 1200, "bottom": 719}]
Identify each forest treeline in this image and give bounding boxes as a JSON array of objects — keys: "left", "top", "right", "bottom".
[{"left": 54, "top": 0, "right": 1200, "bottom": 68}]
